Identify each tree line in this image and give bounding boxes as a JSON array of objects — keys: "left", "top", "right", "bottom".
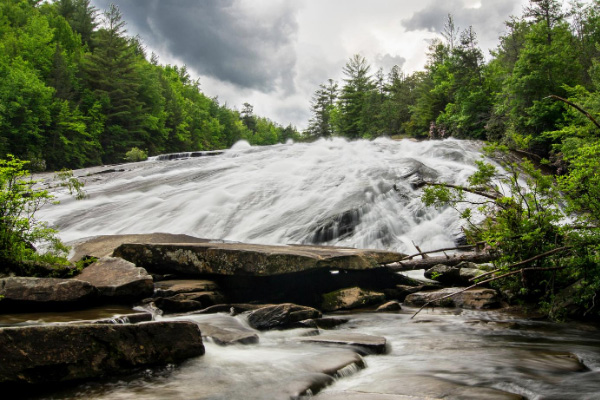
[{"left": 0, "top": 0, "right": 300, "bottom": 171}]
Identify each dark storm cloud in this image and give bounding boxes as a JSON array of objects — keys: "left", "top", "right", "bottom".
[
  {"left": 401, "top": 0, "right": 521, "bottom": 50},
  {"left": 92, "top": 0, "right": 299, "bottom": 93}
]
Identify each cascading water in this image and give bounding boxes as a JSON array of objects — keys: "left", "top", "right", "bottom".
[
  {"left": 25, "top": 138, "right": 600, "bottom": 399},
  {"left": 39, "top": 137, "right": 482, "bottom": 252}
]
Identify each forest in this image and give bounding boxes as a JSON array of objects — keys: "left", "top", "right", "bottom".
[{"left": 0, "top": 0, "right": 300, "bottom": 170}]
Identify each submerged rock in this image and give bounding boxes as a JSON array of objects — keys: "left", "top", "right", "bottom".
[
  {"left": 0, "top": 277, "right": 97, "bottom": 311},
  {"left": 247, "top": 303, "right": 322, "bottom": 330},
  {"left": 0, "top": 321, "right": 204, "bottom": 385},
  {"left": 113, "top": 242, "right": 404, "bottom": 276},
  {"left": 321, "top": 287, "right": 386, "bottom": 312},
  {"left": 73, "top": 257, "right": 153, "bottom": 301},
  {"left": 297, "top": 332, "right": 388, "bottom": 355},
  {"left": 194, "top": 314, "right": 259, "bottom": 346},
  {"left": 404, "top": 287, "right": 501, "bottom": 309}
]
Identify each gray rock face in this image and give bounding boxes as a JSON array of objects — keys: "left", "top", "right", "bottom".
[
  {"left": 297, "top": 332, "right": 388, "bottom": 355},
  {"left": 0, "top": 277, "right": 97, "bottom": 311},
  {"left": 112, "top": 242, "right": 404, "bottom": 276},
  {"left": 74, "top": 257, "right": 153, "bottom": 300},
  {"left": 247, "top": 303, "right": 322, "bottom": 330},
  {"left": 404, "top": 287, "right": 501, "bottom": 309},
  {"left": 321, "top": 287, "right": 386, "bottom": 312},
  {"left": 0, "top": 321, "right": 204, "bottom": 385}
]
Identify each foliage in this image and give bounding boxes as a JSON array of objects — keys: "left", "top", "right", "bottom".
[
  {"left": 0, "top": 0, "right": 298, "bottom": 170},
  {"left": 0, "top": 156, "right": 70, "bottom": 275},
  {"left": 124, "top": 147, "right": 148, "bottom": 162},
  {"left": 422, "top": 146, "right": 600, "bottom": 318}
]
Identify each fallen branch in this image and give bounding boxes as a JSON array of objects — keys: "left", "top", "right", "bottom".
[
  {"left": 410, "top": 265, "right": 567, "bottom": 319},
  {"left": 387, "top": 251, "right": 497, "bottom": 271},
  {"left": 399, "top": 242, "right": 487, "bottom": 261},
  {"left": 423, "top": 181, "right": 500, "bottom": 201},
  {"left": 468, "top": 246, "right": 572, "bottom": 282}
]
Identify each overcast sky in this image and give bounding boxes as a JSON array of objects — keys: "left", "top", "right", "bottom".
[{"left": 91, "top": 0, "right": 530, "bottom": 130}]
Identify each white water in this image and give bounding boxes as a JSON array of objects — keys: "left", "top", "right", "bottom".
[{"left": 39, "top": 138, "right": 483, "bottom": 252}]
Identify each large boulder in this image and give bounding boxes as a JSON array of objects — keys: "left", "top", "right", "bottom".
[
  {"left": 247, "top": 303, "right": 322, "bottom": 330},
  {"left": 0, "top": 277, "right": 97, "bottom": 311},
  {"left": 0, "top": 321, "right": 204, "bottom": 385},
  {"left": 74, "top": 257, "right": 153, "bottom": 301},
  {"left": 321, "top": 287, "right": 386, "bottom": 312},
  {"left": 112, "top": 242, "right": 404, "bottom": 276},
  {"left": 404, "top": 288, "right": 501, "bottom": 309}
]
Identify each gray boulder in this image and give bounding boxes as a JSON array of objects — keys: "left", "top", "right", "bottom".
[
  {"left": 247, "top": 303, "right": 322, "bottom": 330},
  {"left": 74, "top": 257, "right": 153, "bottom": 300},
  {"left": 0, "top": 277, "right": 97, "bottom": 311},
  {"left": 0, "top": 321, "right": 204, "bottom": 385}
]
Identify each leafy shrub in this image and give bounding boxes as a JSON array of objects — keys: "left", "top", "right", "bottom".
[{"left": 124, "top": 147, "right": 148, "bottom": 162}]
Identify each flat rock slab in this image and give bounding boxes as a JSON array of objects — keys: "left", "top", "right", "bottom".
[
  {"left": 297, "top": 332, "right": 387, "bottom": 354},
  {"left": 74, "top": 257, "right": 153, "bottom": 300},
  {"left": 0, "top": 277, "right": 97, "bottom": 311},
  {"left": 0, "top": 321, "right": 204, "bottom": 385},
  {"left": 404, "top": 288, "right": 501, "bottom": 310},
  {"left": 69, "top": 233, "right": 212, "bottom": 262},
  {"left": 154, "top": 279, "right": 220, "bottom": 296},
  {"left": 113, "top": 242, "right": 404, "bottom": 276}
]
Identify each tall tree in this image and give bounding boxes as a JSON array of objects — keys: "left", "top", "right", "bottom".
[
  {"left": 307, "top": 79, "right": 338, "bottom": 139},
  {"left": 337, "top": 54, "right": 374, "bottom": 139}
]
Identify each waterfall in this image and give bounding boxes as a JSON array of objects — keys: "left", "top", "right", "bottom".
[{"left": 39, "top": 138, "right": 484, "bottom": 253}]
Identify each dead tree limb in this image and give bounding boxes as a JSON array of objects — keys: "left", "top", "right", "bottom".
[
  {"left": 546, "top": 95, "right": 600, "bottom": 131},
  {"left": 422, "top": 182, "right": 500, "bottom": 201},
  {"left": 399, "top": 242, "right": 487, "bottom": 261},
  {"left": 386, "top": 251, "right": 497, "bottom": 271},
  {"left": 410, "top": 265, "right": 567, "bottom": 319},
  {"left": 468, "top": 246, "right": 572, "bottom": 282}
]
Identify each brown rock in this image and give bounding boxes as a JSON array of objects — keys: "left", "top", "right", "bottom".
[
  {"left": 247, "top": 303, "right": 322, "bottom": 330},
  {"left": 376, "top": 301, "right": 402, "bottom": 312},
  {"left": 0, "top": 277, "right": 97, "bottom": 311},
  {"left": 321, "top": 287, "right": 386, "bottom": 312},
  {"left": 404, "top": 287, "right": 501, "bottom": 309},
  {"left": 153, "top": 279, "right": 220, "bottom": 297},
  {"left": 0, "top": 321, "right": 204, "bottom": 385},
  {"left": 74, "top": 257, "right": 153, "bottom": 300}
]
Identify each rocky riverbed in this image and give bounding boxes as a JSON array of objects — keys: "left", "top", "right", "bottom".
[{"left": 1, "top": 233, "right": 600, "bottom": 399}]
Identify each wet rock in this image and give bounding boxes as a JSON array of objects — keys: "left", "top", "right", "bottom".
[
  {"left": 297, "top": 332, "right": 387, "bottom": 355},
  {"left": 154, "top": 291, "right": 225, "bottom": 314},
  {"left": 314, "top": 317, "right": 350, "bottom": 329},
  {"left": 153, "top": 279, "right": 220, "bottom": 297},
  {"left": 194, "top": 314, "right": 259, "bottom": 346},
  {"left": 376, "top": 301, "right": 402, "bottom": 312},
  {"left": 404, "top": 288, "right": 501, "bottom": 309},
  {"left": 247, "top": 303, "right": 321, "bottom": 330},
  {"left": 0, "top": 277, "right": 97, "bottom": 311},
  {"left": 424, "top": 264, "right": 461, "bottom": 284},
  {"left": 0, "top": 321, "right": 204, "bottom": 385},
  {"left": 320, "top": 370, "right": 524, "bottom": 399},
  {"left": 113, "top": 241, "right": 404, "bottom": 276},
  {"left": 321, "top": 287, "right": 386, "bottom": 312},
  {"left": 66, "top": 312, "right": 153, "bottom": 325},
  {"left": 459, "top": 267, "right": 484, "bottom": 282},
  {"left": 73, "top": 257, "right": 153, "bottom": 301},
  {"left": 383, "top": 284, "right": 440, "bottom": 302}
]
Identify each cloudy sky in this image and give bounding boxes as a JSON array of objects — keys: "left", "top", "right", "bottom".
[{"left": 91, "top": 0, "right": 530, "bottom": 130}]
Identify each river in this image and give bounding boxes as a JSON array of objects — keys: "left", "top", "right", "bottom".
[{"left": 25, "top": 138, "right": 600, "bottom": 399}]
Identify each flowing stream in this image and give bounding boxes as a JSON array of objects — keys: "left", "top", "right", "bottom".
[{"left": 26, "top": 138, "right": 600, "bottom": 399}]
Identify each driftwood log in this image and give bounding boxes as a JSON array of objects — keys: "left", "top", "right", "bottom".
[{"left": 385, "top": 251, "right": 497, "bottom": 271}]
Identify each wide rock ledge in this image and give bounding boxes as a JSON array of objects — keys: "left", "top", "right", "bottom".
[
  {"left": 0, "top": 321, "right": 205, "bottom": 385},
  {"left": 247, "top": 303, "right": 322, "bottom": 330},
  {"left": 73, "top": 257, "right": 153, "bottom": 301},
  {"left": 0, "top": 277, "right": 97, "bottom": 311},
  {"left": 113, "top": 242, "right": 404, "bottom": 276}
]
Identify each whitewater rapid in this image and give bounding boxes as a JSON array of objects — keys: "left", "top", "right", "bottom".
[{"left": 39, "top": 138, "right": 484, "bottom": 253}]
